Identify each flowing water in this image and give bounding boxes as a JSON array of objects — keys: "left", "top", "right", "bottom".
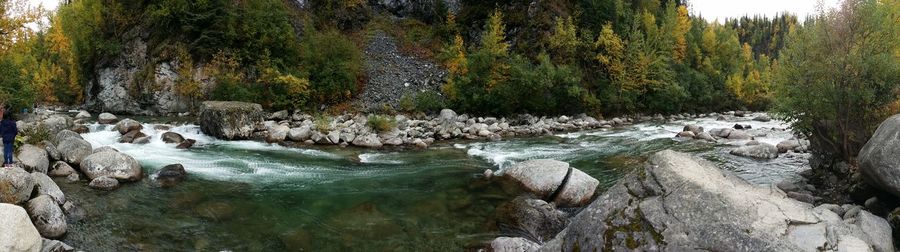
[{"left": 56, "top": 114, "right": 810, "bottom": 251}]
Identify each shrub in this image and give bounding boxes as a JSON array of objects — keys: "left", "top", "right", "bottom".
[
  {"left": 367, "top": 115, "right": 396, "bottom": 133},
  {"left": 399, "top": 90, "right": 446, "bottom": 113},
  {"left": 301, "top": 29, "right": 363, "bottom": 105},
  {"left": 16, "top": 124, "right": 50, "bottom": 149},
  {"left": 314, "top": 114, "right": 332, "bottom": 132}
]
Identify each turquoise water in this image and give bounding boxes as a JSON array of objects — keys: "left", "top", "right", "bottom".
[{"left": 57, "top": 116, "right": 808, "bottom": 251}]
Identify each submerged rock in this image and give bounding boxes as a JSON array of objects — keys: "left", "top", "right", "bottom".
[
  {"left": 0, "top": 167, "right": 35, "bottom": 204},
  {"left": 25, "top": 195, "right": 67, "bottom": 238},
  {"left": 501, "top": 159, "right": 599, "bottom": 207},
  {"left": 536, "top": 150, "right": 894, "bottom": 251},
  {"left": 0, "top": 203, "right": 42, "bottom": 252},
  {"left": 198, "top": 101, "right": 265, "bottom": 140},
  {"left": 858, "top": 114, "right": 900, "bottom": 198},
  {"left": 156, "top": 164, "right": 187, "bottom": 188},
  {"left": 495, "top": 196, "right": 567, "bottom": 242},
  {"left": 80, "top": 151, "right": 143, "bottom": 181},
  {"left": 88, "top": 176, "right": 119, "bottom": 191},
  {"left": 195, "top": 201, "right": 235, "bottom": 221}
]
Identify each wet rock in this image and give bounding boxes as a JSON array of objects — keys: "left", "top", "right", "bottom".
[
  {"left": 119, "top": 129, "right": 146, "bottom": 143},
  {"left": 279, "top": 230, "right": 312, "bottom": 251},
  {"left": 0, "top": 167, "right": 35, "bottom": 204},
  {"left": 88, "top": 176, "right": 119, "bottom": 191},
  {"left": 776, "top": 181, "right": 800, "bottom": 192},
  {"left": 536, "top": 150, "right": 893, "bottom": 251},
  {"left": 675, "top": 131, "right": 695, "bottom": 138},
  {"left": 98, "top": 113, "right": 118, "bottom": 124},
  {"left": 92, "top": 146, "right": 118, "bottom": 154},
  {"left": 25, "top": 195, "right": 67, "bottom": 238},
  {"left": 80, "top": 151, "right": 143, "bottom": 181},
  {"left": 777, "top": 139, "right": 806, "bottom": 153},
  {"left": 0, "top": 203, "right": 42, "bottom": 252},
  {"left": 161, "top": 132, "right": 185, "bottom": 144},
  {"left": 501, "top": 159, "right": 599, "bottom": 207},
  {"left": 327, "top": 202, "right": 403, "bottom": 246},
  {"left": 113, "top": 118, "right": 143, "bottom": 135},
  {"left": 41, "top": 238, "right": 74, "bottom": 252},
  {"left": 491, "top": 237, "right": 539, "bottom": 252},
  {"left": 41, "top": 115, "right": 74, "bottom": 135},
  {"left": 858, "top": 114, "right": 900, "bottom": 198},
  {"left": 753, "top": 115, "right": 772, "bottom": 122},
  {"left": 729, "top": 143, "right": 778, "bottom": 159},
  {"left": 726, "top": 130, "right": 751, "bottom": 140},
  {"left": 133, "top": 136, "right": 150, "bottom": 144},
  {"left": 787, "top": 191, "right": 816, "bottom": 204},
  {"left": 495, "top": 196, "right": 567, "bottom": 242},
  {"left": 864, "top": 197, "right": 888, "bottom": 216},
  {"left": 352, "top": 133, "right": 383, "bottom": 148},
  {"left": 48, "top": 161, "right": 76, "bottom": 177},
  {"left": 195, "top": 201, "right": 235, "bottom": 221},
  {"left": 57, "top": 137, "right": 92, "bottom": 165},
  {"left": 70, "top": 125, "right": 89, "bottom": 134},
  {"left": 683, "top": 125, "right": 704, "bottom": 135},
  {"left": 198, "top": 101, "right": 265, "bottom": 140},
  {"left": 30, "top": 172, "right": 65, "bottom": 205},
  {"left": 74, "top": 111, "right": 91, "bottom": 120},
  {"left": 176, "top": 139, "right": 196, "bottom": 149},
  {"left": 156, "top": 164, "right": 187, "bottom": 188},
  {"left": 695, "top": 132, "right": 716, "bottom": 141},
  {"left": 18, "top": 144, "right": 49, "bottom": 173}
]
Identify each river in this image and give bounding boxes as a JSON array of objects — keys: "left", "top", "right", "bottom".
[{"left": 56, "top": 114, "right": 810, "bottom": 251}]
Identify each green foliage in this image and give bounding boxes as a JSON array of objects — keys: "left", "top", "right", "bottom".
[
  {"left": 301, "top": 29, "right": 363, "bottom": 105},
  {"left": 0, "top": 56, "right": 33, "bottom": 110},
  {"left": 367, "top": 115, "right": 396, "bottom": 133},
  {"left": 400, "top": 90, "right": 447, "bottom": 113},
  {"left": 16, "top": 123, "right": 49, "bottom": 148},
  {"left": 772, "top": 0, "right": 900, "bottom": 161}
]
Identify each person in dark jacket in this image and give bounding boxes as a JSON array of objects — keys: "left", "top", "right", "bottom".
[{"left": 0, "top": 108, "right": 17, "bottom": 167}]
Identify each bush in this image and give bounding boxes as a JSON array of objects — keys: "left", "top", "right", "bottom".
[
  {"left": 399, "top": 90, "right": 446, "bottom": 113},
  {"left": 367, "top": 115, "right": 396, "bottom": 133},
  {"left": 16, "top": 124, "right": 50, "bottom": 149},
  {"left": 301, "top": 29, "right": 363, "bottom": 105}
]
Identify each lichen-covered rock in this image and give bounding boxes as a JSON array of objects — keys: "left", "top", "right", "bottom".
[
  {"left": 57, "top": 138, "right": 92, "bottom": 165},
  {"left": 0, "top": 167, "right": 35, "bottom": 204},
  {"left": 79, "top": 151, "right": 142, "bottom": 181},
  {"left": 730, "top": 143, "right": 779, "bottom": 159},
  {"left": 42, "top": 141, "right": 61, "bottom": 162},
  {"left": 97, "top": 113, "right": 118, "bottom": 124},
  {"left": 288, "top": 126, "right": 312, "bottom": 142},
  {"left": 25, "top": 195, "right": 67, "bottom": 238},
  {"left": 537, "top": 150, "right": 894, "bottom": 252},
  {"left": 54, "top": 130, "right": 82, "bottom": 144},
  {"left": 30, "top": 172, "right": 65, "bottom": 205},
  {"left": 501, "top": 159, "right": 599, "bottom": 207},
  {"left": 0, "top": 203, "right": 42, "bottom": 252},
  {"left": 199, "top": 101, "right": 265, "bottom": 140},
  {"left": 88, "top": 176, "right": 119, "bottom": 191},
  {"left": 113, "top": 118, "right": 143, "bottom": 135},
  {"left": 352, "top": 133, "right": 383, "bottom": 148},
  {"left": 41, "top": 115, "right": 74, "bottom": 135},
  {"left": 858, "top": 114, "right": 900, "bottom": 198},
  {"left": 18, "top": 144, "right": 49, "bottom": 173},
  {"left": 491, "top": 237, "right": 539, "bottom": 252},
  {"left": 48, "top": 161, "right": 75, "bottom": 177}
]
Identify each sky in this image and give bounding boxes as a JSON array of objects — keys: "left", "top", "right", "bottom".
[{"left": 25, "top": 0, "right": 841, "bottom": 22}]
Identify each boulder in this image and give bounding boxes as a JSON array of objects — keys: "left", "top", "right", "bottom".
[
  {"left": 98, "top": 113, "right": 118, "bottom": 124},
  {"left": 48, "top": 161, "right": 76, "bottom": 177},
  {"left": 495, "top": 196, "right": 567, "bottom": 242},
  {"left": 270, "top": 110, "right": 289, "bottom": 120},
  {"left": 92, "top": 146, "right": 118, "bottom": 154},
  {"left": 266, "top": 125, "right": 290, "bottom": 143},
  {"left": 42, "top": 141, "right": 61, "bottom": 162},
  {"left": 536, "top": 150, "right": 894, "bottom": 251},
  {"left": 857, "top": 114, "right": 900, "bottom": 197},
  {"left": 161, "top": 132, "right": 185, "bottom": 144},
  {"left": 0, "top": 167, "right": 35, "bottom": 204},
  {"left": 777, "top": 139, "right": 805, "bottom": 153},
  {"left": 0, "top": 203, "right": 42, "bottom": 252},
  {"left": 439, "top": 109, "right": 458, "bottom": 123},
  {"left": 25, "top": 195, "right": 67, "bottom": 238},
  {"left": 176, "top": 139, "right": 196, "bottom": 149},
  {"left": 726, "top": 130, "right": 751, "bottom": 140},
  {"left": 753, "top": 115, "right": 772, "bottom": 122},
  {"left": 41, "top": 116, "right": 73, "bottom": 135},
  {"left": 132, "top": 136, "right": 150, "bottom": 144},
  {"left": 730, "top": 143, "right": 779, "bottom": 159},
  {"left": 491, "top": 237, "right": 539, "bottom": 252},
  {"left": 501, "top": 160, "right": 599, "bottom": 207},
  {"left": 695, "top": 132, "right": 716, "bottom": 141},
  {"left": 675, "top": 131, "right": 695, "bottom": 138},
  {"left": 74, "top": 111, "right": 91, "bottom": 120},
  {"left": 70, "top": 125, "right": 89, "bottom": 134},
  {"left": 54, "top": 130, "right": 82, "bottom": 144},
  {"left": 288, "top": 126, "right": 312, "bottom": 142},
  {"left": 88, "top": 176, "right": 119, "bottom": 191},
  {"left": 79, "top": 151, "right": 142, "bottom": 181},
  {"left": 119, "top": 129, "right": 146, "bottom": 143},
  {"left": 113, "top": 118, "right": 143, "bottom": 135},
  {"left": 683, "top": 125, "right": 704, "bottom": 135},
  {"left": 30, "top": 172, "right": 65, "bottom": 205},
  {"left": 155, "top": 164, "right": 187, "bottom": 188},
  {"left": 198, "top": 101, "right": 265, "bottom": 140},
  {"left": 57, "top": 138, "right": 92, "bottom": 165},
  {"left": 352, "top": 133, "right": 383, "bottom": 148},
  {"left": 18, "top": 144, "right": 49, "bottom": 173}
]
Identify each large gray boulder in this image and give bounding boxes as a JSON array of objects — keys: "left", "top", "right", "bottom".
[
  {"left": 858, "top": 114, "right": 900, "bottom": 197},
  {"left": 730, "top": 143, "right": 779, "bottom": 159},
  {"left": 491, "top": 237, "right": 539, "bottom": 252},
  {"left": 18, "top": 144, "right": 49, "bottom": 173},
  {"left": 53, "top": 130, "right": 82, "bottom": 144},
  {"left": 42, "top": 141, "right": 61, "bottom": 162},
  {"left": 74, "top": 111, "right": 91, "bottom": 120},
  {"left": 495, "top": 196, "right": 567, "bottom": 242},
  {"left": 0, "top": 167, "right": 35, "bottom": 204},
  {"left": 41, "top": 115, "right": 74, "bottom": 135},
  {"left": 30, "top": 172, "right": 65, "bottom": 205},
  {"left": 0, "top": 203, "right": 42, "bottom": 252},
  {"left": 57, "top": 138, "right": 92, "bottom": 165},
  {"left": 198, "top": 101, "right": 265, "bottom": 140},
  {"left": 266, "top": 124, "right": 290, "bottom": 143},
  {"left": 352, "top": 133, "right": 383, "bottom": 148},
  {"left": 537, "top": 150, "right": 894, "bottom": 251},
  {"left": 88, "top": 176, "right": 119, "bottom": 191},
  {"left": 98, "top": 113, "right": 118, "bottom": 124},
  {"left": 161, "top": 132, "right": 185, "bottom": 144},
  {"left": 25, "top": 195, "right": 67, "bottom": 238},
  {"left": 113, "top": 118, "right": 143, "bottom": 135},
  {"left": 79, "top": 151, "right": 142, "bottom": 181},
  {"left": 288, "top": 126, "right": 312, "bottom": 142},
  {"left": 777, "top": 139, "right": 808, "bottom": 153},
  {"left": 48, "top": 161, "right": 76, "bottom": 177},
  {"left": 501, "top": 160, "right": 599, "bottom": 207}
]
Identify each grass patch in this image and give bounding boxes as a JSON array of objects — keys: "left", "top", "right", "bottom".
[{"left": 367, "top": 115, "right": 396, "bottom": 133}]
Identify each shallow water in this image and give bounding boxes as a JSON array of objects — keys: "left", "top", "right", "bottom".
[{"left": 59, "top": 113, "right": 809, "bottom": 251}]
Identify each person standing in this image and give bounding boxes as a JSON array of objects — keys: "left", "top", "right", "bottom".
[{"left": 0, "top": 108, "right": 17, "bottom": 167}]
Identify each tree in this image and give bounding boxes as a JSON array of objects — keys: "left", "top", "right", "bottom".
[{"left": 773, "top": 0, "right": 900, "bottom": 161}]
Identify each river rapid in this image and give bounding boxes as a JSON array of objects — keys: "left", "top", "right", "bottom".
[{"left": 56, "top": 113, "right": 810, "bottom": 251}]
